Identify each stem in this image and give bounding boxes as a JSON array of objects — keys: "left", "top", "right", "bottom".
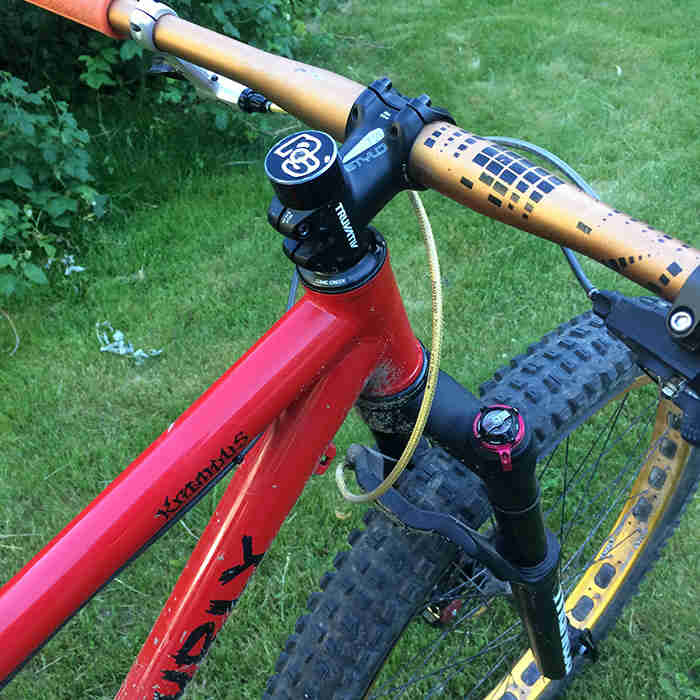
[{"left": 1, "top": 309, "right": 20, "bottom": 356}]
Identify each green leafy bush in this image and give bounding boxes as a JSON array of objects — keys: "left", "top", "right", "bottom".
[
  {"left": 0, "top": 1, "right": 327, "bottom": 298},
  {"left": 1, "top": 0, "right": 317, "bottom": 100},
  {"left": 0, "top": 72, "right": 103, "bottom": 297},
  {"left": 174, "top": 0, "right": 311, "bottom": 57}
]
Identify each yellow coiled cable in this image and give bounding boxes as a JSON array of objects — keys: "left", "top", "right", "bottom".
[{"left": 335, "top": 190, "right": 443, "bottom": 503}]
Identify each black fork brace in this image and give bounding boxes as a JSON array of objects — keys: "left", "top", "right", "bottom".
[
  {"left": 350, "top": 445, "right": 522, "bottom": 583},
  {"left": 351, "top": 445, "right": 593, "bottom": 679}
]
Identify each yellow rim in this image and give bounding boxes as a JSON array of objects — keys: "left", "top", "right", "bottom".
[{"left": 484, "top": 382, "right": 690, "bottom": 699}]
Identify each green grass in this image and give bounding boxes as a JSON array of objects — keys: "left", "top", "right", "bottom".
[{"left": 1, "top": 0, "right": 699, "bottom": 698}]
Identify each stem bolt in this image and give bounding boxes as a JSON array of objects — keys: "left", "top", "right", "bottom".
[{"left": 669, "top": 309, "right": 693, "bottom": 333}]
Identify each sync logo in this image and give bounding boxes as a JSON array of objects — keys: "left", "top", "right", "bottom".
[
  {"left": 334, "top": 202, "right": 358, "bottom": 248},
  {"left": 273, "top": 132, "right": 324, "bottom": 179}
]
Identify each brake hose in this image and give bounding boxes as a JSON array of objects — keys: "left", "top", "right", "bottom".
[
  {"left": 486, "top": 136, "right": 601, "bottom": 297},
  {"left": 332, "top": 140, "right": 596, "bottom": 503},
  {"left": 335, "top": 190, "right": 443, "bottom": 503}
]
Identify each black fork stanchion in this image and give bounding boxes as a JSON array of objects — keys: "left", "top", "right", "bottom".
[{"left": 358, "top": 372, "right": 576, "bottom": 679}]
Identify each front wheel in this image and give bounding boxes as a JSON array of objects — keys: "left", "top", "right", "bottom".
[{"left": 264, "top": 309, "right": 699, "bottom": 699}]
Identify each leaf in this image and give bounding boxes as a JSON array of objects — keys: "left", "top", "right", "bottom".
[
  {"left": 80, "top": 66, "right": 117, "bottom": 90},
  {"left": 62, "top": 157, "right": 92, "bottom": 183},
  {"left": 0, "top": 199, "right": 20, "bottom": 218},
  {"left": 42, "top": 144, "right": 58, "bottom": 164},
  {"left": 52, "top": 214, "right": 72, "bottom": 228},
  {"left": 0, "top": 254, "right": 17, "bottom": 270},
  {"left": 0, "top": 273, "right": 17, "bottom": 296},
  {"left": 215, "top": 110, "right": 230, "bottom": 131},
  {"left": 119, "top": 40, "right": 143, "bottom": 61},
  {"left": 91, "top": 193, "right": 110, "bottom": 219},
  {"left": 44, "top": 195, "right": 78, "bottom": 218},
  {"left": 22, "top": 262, "right": 48, "bottom": 285},
  {"left": 11, "top": 165, "right": 33, "bottom": 189},
  {"left": 26, "top": 188, "right": 52, "bottom": 209},
  {"left": 39, "top": 242, "right": 56, "bottom": 258},
  {"left": 17, "top": 118, "right": 36, "bottom": 138}
]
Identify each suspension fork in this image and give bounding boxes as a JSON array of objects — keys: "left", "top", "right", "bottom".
[
  {"left": 357, "top": 367, "right": 573, "bottom": 679},
  {"left": 469, "top": 405, "right": 572, "bottom": 679}
]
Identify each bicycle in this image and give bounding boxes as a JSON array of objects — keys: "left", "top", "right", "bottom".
[{"left": 2, "top": 0, "right": 698, "bottom": 698}]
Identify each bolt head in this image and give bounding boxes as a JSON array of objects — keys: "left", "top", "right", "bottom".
[{"left": 670, "top": 309, "right": 693, "bottom": 333}]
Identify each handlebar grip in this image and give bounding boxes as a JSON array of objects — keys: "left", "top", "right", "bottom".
[
  {"left": 25, "top": 0, "right": 123, "bottom": 37},
  {"left": 409, "top": 122, "right": 700, "bottom": 300}
]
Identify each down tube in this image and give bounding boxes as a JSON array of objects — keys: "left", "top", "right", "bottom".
[
  {"left": 116, "top": 338, "right": 383, "bottom": 699},
  {"left": 0, "top": 295, "right": 364, "bottom": 688}
]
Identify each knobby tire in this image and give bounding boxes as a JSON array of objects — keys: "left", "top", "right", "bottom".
[{"left": 264, "top": 308, "right": 699, "bottom": 699}]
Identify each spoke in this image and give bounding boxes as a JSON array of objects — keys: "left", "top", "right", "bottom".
[
  {"left": 369, "top": 623, "right": 523, "bottom": 698},
  {"left": 368, "top": 382, "right": 667, "bottom": 698},
  {"left": 560, "top": 527, "right": 645, "bottom": 591},
  {"left": 560, "top": 422, "right": 668, "bottom": 574},
  {"left": 537, "top": 447, "right": 558, "bottom": 482},
  {"left": 558, "top": 398, "right": 632, "bottom": 544},
  {"left": 463, "top": 653, "right": 516, "bottom": 700},
  {"left": 543, "top": 396, "right": 655, "bottom": 523},
  {"left": 560, "top": 417, "right": 651, "bottom": 547},
  {"left": 559, "top": 435, "right": 570, "bottom": 545},
  {"left": 435, "top": 566, "right": 504, "bottom": 604}
]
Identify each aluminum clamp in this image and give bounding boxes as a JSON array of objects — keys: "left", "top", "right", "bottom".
[{"left": 129, "top": 0, "right": 178, "bottom": 52}]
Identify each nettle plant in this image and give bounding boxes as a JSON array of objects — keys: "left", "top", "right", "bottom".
[{"left": 0, "top": 72, "right": 104, "bottom": 297}]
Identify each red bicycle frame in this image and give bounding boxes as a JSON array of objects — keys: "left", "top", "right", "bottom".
[{"left": 0, "top": 246, "right": 424, "bottom": 698}]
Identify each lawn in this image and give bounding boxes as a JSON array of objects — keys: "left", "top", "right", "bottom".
[{"left": 1, "top": 0, "right": 698, "bottom": 698}]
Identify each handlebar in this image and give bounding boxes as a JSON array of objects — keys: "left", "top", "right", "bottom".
[
  {"left": 26, "top": 0, "right": 700, "bottom": 301},
  {"left": 408, "top": 127, "right": 700, "bottom": 300},
  {"left": 26, "top": 0, "right": 122, "bottom": 38}
]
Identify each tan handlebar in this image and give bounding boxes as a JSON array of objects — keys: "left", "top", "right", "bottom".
[
  {"left": 27, "top": 0, "right": 700, "bottom": 300},
  {"left": 25, "top": 0, "right": 123, "bottom": 37},
  {"left": 409, "top": 123, "right": 700, "bottom": 300},
  {"left": 108, "top": 0, "right": 364, "bottom": 141}
]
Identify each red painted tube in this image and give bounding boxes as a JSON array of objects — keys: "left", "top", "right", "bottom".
[
  {"left": 116, "top": 339, "right": 383, "bottom": 698},
  {"left": 25, "top": 0, "right": 124, "bottom": 37},
  {"left": 114, "top": 252, "right": 425, "bottom": 697},
  {"left": 0, "top": 296, "right": 358, "bottom": 685},
  {"left": 0, "top": 250, "right": 424, "bottom": 689}
]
